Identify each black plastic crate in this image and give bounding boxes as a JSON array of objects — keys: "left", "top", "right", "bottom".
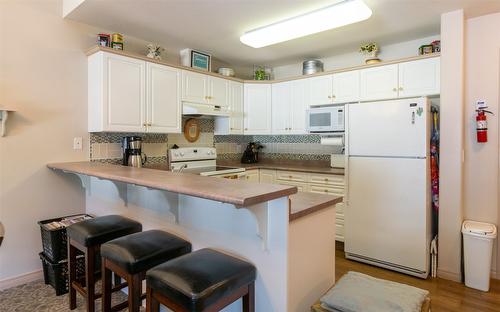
[
  {"left": 38, "top": 214, "right": 92, "bottom": 262},
  {"left": 39, "top": 252, "right": 85, "bottom": 296}
]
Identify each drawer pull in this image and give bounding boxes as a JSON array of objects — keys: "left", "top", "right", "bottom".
[
  {"left": 289, "top": 175, "right": 293, "bottom": 179},
  {"left": 324, "top": 178, "right": 329, "bottom": 181},
  {"left": 324, "top": 189, "right": 329, "bottom": 193}
]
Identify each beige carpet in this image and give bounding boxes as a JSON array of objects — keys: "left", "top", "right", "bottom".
[{"left": 0, "top": 280, "right": 132, "bottom": 312}]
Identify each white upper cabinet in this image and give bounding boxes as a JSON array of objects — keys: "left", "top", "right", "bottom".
[
  {"left": 88, "top": 51, "right": 181, "bottom": 133},
  {"left": 88, "top": 52, "right": 146, "bottom": 132},
  {"left": 146, "top": 63, "right": 181, "bottom": 133},
  {"left": 182, "top": 71, "right": 229, "bottom": 106},
  {"left": 244, "top": 83, "right": 272, "bottom": 134},
  {"left": 332, "top": 70, "right": 360, "bottom": 104},
  {"left": 360, "top": 64, "right": 399, "bottom": 101},
  {"left": 214, "top": 81, "right": 244, "bottom": 135},
  {"left": 308, "top": 75, "right": 334, "bottom": 106},
  {"left": 209, "top": 76, "right": 229, "bottom": 107},
  {"left": 181, "top": 70, "right": 207, "bottom": 104},
  {"left": 272, "top": 81, "right": 291, "bottom": 134},
  {"left": 398, "top": 58, "right": 440, "bottom": 98}
]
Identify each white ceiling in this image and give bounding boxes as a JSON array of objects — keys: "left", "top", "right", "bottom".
[{"left": 66, "top": 0, "right": 500, "bottom": 68}]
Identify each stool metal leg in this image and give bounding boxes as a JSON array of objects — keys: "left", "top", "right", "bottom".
[
  {"left": 101, "top": 259, "right": 112, "bottom": 312},
  {"left": 85, "top": 245, "right": 97, "bottom": 312},
  {"left": 68, "top": 240, "right": 77, "bottom": 310},
  {"left": 242, "top": 282, "right": 255, "bottom": 312}
]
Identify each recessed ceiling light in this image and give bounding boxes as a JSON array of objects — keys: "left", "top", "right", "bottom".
[{"left": 240, "top": 0, "right": 372, "bottom": 48}]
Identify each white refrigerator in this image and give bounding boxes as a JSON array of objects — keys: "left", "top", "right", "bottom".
[{"left": 345, "top": 97, "right": 431, "bottom": 278}]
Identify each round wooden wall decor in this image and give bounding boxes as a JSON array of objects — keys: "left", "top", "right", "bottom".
[{"left": 183, "top": 118, "right": 200, "bottom": 142}]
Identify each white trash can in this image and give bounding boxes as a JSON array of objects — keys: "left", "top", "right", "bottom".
[{"left": 462, "top": 220, "right": 497, "bottom": 291}]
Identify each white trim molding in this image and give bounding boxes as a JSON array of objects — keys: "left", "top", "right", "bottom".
[{"left": 0, "top": 269, "right": 43, "bottom": 291}]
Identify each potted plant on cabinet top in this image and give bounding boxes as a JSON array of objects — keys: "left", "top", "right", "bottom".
[{"left": 359, "top": 42, "right": 380, "bottom": 64}]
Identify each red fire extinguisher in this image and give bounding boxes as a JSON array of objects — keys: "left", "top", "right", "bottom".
[{"left": 476, "top": 109, "right": 493, "bottom": 143}]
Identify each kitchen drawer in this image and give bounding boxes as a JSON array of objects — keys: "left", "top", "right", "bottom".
[
  {"left": 276, "top": 180, "right": 309, "bottom": 192},
  {"left": 309, "top": 173, "right": 344, "bottom": 187},
  {"left": 335, "top": 224, "right": 345, "bottom": 242},
  {"left": 276, "top": 170, "right": 308, "bottom": 183},
  {"left": 336, "top": 214, "right": 344, "bottom": 224},
  {"left": 309, "top": 185, "right": 344, "bottom": 196},
  {"left": 336, "top": 202, "right": 345, "bottom": 215}
]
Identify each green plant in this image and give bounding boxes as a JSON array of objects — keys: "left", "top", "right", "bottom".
[{"left": 359, "top": 42, "right": 379, "bottom": 55}]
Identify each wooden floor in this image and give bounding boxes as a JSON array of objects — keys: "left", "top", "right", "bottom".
[{"left": 335, "top": 243, "right": 500, "bottom": 312}]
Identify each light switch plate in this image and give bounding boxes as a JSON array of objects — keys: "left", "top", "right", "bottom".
[{"left": 73, "top": 137, "right": 83, "bottom": 150}]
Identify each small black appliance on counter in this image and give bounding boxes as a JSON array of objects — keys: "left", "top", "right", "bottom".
[{"left": 241, "top": 142, "right": 263, "bottom": 164}]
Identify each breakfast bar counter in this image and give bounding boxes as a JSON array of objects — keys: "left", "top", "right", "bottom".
[
  {"left": 47, "top": 161, "right": 297, "bottom": 207},
  {"left": 48, "top": 161, "right": 339, "bottom": 312}
]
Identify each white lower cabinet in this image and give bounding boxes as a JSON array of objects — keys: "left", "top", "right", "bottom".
[
  {"left": 259, "top": 169, "right": 276, "bottom": 183},
  {"left": 245, "top": 169, "right": 260, "bottom": 182},
  {"left": 249, "top": 168, "right": 346, "bottom": 241}
]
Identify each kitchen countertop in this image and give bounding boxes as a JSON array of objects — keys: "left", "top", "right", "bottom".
[
  {"left": 217, "top": 159, "right": 345, "bottom": 175},
  {"left": 47, "top": 162, "right": 297, "bottom": 207},
  {"left": 289, "top": 192, "right": 342, "bottom": 221}
]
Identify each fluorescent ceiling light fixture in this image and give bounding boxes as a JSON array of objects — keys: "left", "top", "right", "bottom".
[{"left": 240, "top": 0, "right": 372, "bottom": 48}]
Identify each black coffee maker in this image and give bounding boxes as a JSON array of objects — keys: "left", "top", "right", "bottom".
[
  {"left": 122, "top": 136, "right": 146, "bottom": 167},
  {"left": 241, "top": 142, "right": 263, "bottom": 164}
]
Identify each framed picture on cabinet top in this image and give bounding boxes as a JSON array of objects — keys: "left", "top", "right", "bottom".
[{"left": 180, "top": 48, "right": 211, "bottom": 71}]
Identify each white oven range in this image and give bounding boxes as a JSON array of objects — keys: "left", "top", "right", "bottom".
[{"left": 168, "top": 147, "right": 245, "bottom": 179}]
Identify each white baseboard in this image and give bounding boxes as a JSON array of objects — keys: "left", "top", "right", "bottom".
[
  {"left": 0, "top": 270, "right": 43, "bottom": 290},
  {"left": 437, "top": 268, "right": 461, "bottom": 282}
]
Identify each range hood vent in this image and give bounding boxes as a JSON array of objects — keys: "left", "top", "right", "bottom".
[{"left": 182, "top": 102, "right": 230, "bottom": 117}]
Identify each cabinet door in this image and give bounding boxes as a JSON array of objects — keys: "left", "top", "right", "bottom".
[
  {"left": 398, "top": 57, "right": 440, "bottom": 98},
  {"left": 182, "top": 70, "right": 208, "bottom": 104},
  {"left": 360, "top": 64, "right": 398, "bottom": 101},
  {"left": 209, "top": 76, "right": 229, "bottom": 107},
  {"left": 272, "top": 82, "right": 291, "bottom": 134},
  {"left": 146, "top": 63, "right": 181, "bottom": 133},
  {"left": 307, "top": 75, "right": 333, "bottom": 106},
  {"left": 332, "top": 70, "right": 360, "bottom": 103},
  {"left": 289, "top": 79, "right": 308, "bottom": 134},
  {"left": 245, "top": 169, "right": 260, "bottom": 182},
  {"left": 244, "top": 84, "right": 272, "bottom": 134},
  {"left": 259, "top": 169, "right": 276, "bottom": 183},
  {"left": 104, "top": 53, "right": 146, "bottom": 132},
  {"left": 229, "top": 81, "right": 244, "bottom": 134}
]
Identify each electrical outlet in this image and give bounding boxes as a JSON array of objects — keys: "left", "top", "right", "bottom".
[{"left": 73, "top": 137, "right": 83, "bottom": 150}]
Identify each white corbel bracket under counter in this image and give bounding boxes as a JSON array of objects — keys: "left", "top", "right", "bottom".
[{"left": 47, "top": 162, "right": 341, "bottom": 312}]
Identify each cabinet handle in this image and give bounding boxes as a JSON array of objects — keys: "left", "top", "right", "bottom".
[
  {"left": 328, "top": 95, "right": 332, "bottom": 99},
  {"left": 324, "top": 178, "right": 329, "bottom": 181},
  {"left": 143, "top": 122, "right": 147, "bottom": 127},
  {"left": 393, "top": 88, "right": 397, "bottom": 92},
  {"left": 332, "top": 95, "right": 336, "bottom": 98},
  {"left": 289, "top": 175, "right": 293, "bottom": 179},
  {"left": 147, "top": 123, "right": 152, "bottom": 126},
  {"left": 399, "top": 87, "right": 403, "bottom": 91},
  {"left": 324, "top": 189, "right": 329, "bottom": 193}
]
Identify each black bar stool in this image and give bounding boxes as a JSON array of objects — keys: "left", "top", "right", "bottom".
[
  {"left": 66, "top": 215, "right": 142, "bottom": 312},
  {"left": 146, "top": 248, "right": 256, "bottom": 312},
  {"left": 100, "top": 229, "right": 192, "bottom": 312}
]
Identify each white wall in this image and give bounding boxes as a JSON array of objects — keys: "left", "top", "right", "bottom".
[
  {"left": 0, "top": 0, "right": 152, "bottom": 287},
  {"left": 464, "top": 11, "right": 500, "bottom": 279},
  {"left": 437, "top": 10, "right": 465, "bottom": 282},
  {"left": 273, "top": 35, "right": 440, "bottom": 79}
]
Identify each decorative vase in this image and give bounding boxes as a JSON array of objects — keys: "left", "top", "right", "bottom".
[{"left": 365, "top": 51, "right": 381, "bottom": 64}]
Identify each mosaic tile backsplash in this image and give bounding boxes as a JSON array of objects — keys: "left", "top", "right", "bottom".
[{"left": 89, "top": 118, "right": 340, "bottom": 163}]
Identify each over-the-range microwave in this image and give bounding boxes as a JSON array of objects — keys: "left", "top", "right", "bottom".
[{"left": 306, "top": 105, "right": 345, "bottom": 133}]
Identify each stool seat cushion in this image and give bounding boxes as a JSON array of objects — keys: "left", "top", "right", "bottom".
[
  {"left": 101, "top": 230, "right": 191, "bottom": 274},
  {"left": 67, "top": 215, "right": 142, "bottom": 247},
  {"left": 146, "top": 248, "right": 256, "bottom": 311}
]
